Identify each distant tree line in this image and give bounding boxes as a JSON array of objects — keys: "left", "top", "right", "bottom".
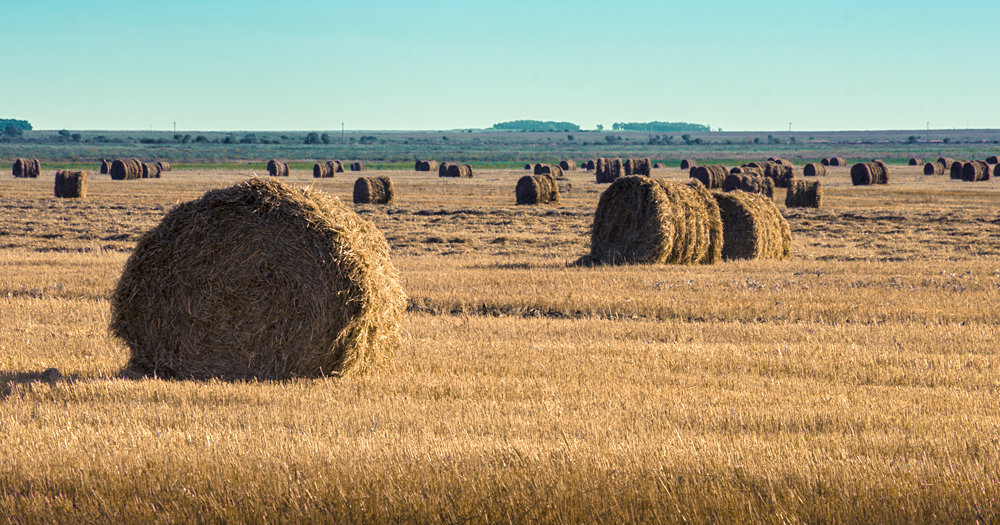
[
  {"left": 0, "top": 119, "right": 32, "bottom": 131},
  {"left": 492, "top": 120, "right": 581, "bottom": 132},
  {"left": 612, "top": 121, "right": 710, "bottom": 132}
]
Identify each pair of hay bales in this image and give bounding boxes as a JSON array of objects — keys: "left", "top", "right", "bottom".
[
  {"left": 986, "top": 155, "right": 1000, "bottom": 165},
  {"left": 111, "top": 177, "right": 405, "bottom": 380},
  {"left": 534, "top": 163, "right": 564, "bottom": 178},
  {"left": 803, "top": 163, "right": 826, "bottom": 177},
  {"left": 110, "top": 159, "right": 143, "bottom": 180},
  {"left": 267, "top": 160, "right": 290, "bottom": 177},
  {"left": 723, "top": 172, "right": 774, "bottom": 198},
  {"left": 624, "top": 158, "right": 651, "bottom": 176},
  {"left": 313, "top": 160, "right": 343, "bottom": 178},
  {"left": 595, "top": 158, "right": 623, "bottom": 183},
  {"left": 54, "top": 170, "right": 87, "bottom": 198},
  {"left": 142, "top": 162, "right": 161, "bottom": 179},
  {"left": 415, "top": 160, "right": 439, "bottom": 172},
  {"left": 850, "top": 162, "right": 889, "bottom": 185},
  {"left": 785, "top": 180, "right": 822, "bottom": 208},
  {"left": 961, "top": 161, "right": 991, "bottom": 182},
  {"left": 353, "top": 176, "right": 395, "bottom": 204},
  {"left": 516, "top": 174, "right": 559, "bottom": 205},
  {"left": 690, "top": 164, "right": 728, "bottom": 189},
  {"left": 821, "top": 157, "right": 847, "bottom": 166},
  {"left": 12, "top": 158, "right": 40, "bottom": 178},
  {"left": 924, "top": 157, "right": 956, "bottom": 175},
  {"left": 439, "top": 162, "right": 473, "bottom": 178},
  {"left": 588, "top": 176, "right": 789, "bottom": 264}
]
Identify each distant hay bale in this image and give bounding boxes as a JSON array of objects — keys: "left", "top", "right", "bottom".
[
  {"left": 850, "top": 162, "right": 888, "bottom": 185},
  {"left": 100, "top": 160, "right": 111, "bottom": 174},
  {"left": 313, "top": 162, "right": 332, "bottom": 178},
  {"left": 534, "top": 163, "right": 557, "bottom": 176},
  {"left": 333, "top": 160, "right": 344, "bottom": 173},
  {"left": 986, "top": 155, "right": 1000, "bottom": 164},
  {"left": 746, "top": 160, "right": 793, "bottom": 187},
  {"left": 350, "top": 161, "right": 364, "bottom": 172},
  {"left": 713, "top": 191, "right": 791, "bottom": 260},
  {"left": 587, "top": 176, "right": 722, "bottom": 265},
  {"left": 156, "top": 161, "right": 172, "bottom": 172},
  {"left": 353, "top": 176, "right": 395, "bottom": 204},
  {"left": 595, "top": 158, "right": 623, "bottom": 183},
  {"left": 937, "top": 157, "right": 956, "bottom": 170},
  {"left": 442, "top": 163, "right": 473, "bottom": 178},
  {"left": 629, "top": 158, "right": 651, "bottom": 176},
  {"left": 908, "top": 158, "right": 922, "bottom": 166},
  {"left": 438, "top": 162, "right": 450, "bottom": 177},
  {"left": 12, "top": 158, "right": 40, "bottom": 178},
  {"left": 142, "top": 162, "right": 161, "bottom": 179},
  {"left": 690, "top": 165, "right": 727, "bottom": 189},
  {"left": 524, "top": 163, "right": 532, "bottom": 170},
  {"left": 54, "top": 170, "right": 88, "bottom": 198},
  {"left": 283, "top": 162, "right": 290, "bottom": 176},
  {"left": 110, "top": 159, "right": 142, "bottom": 180},
  {"left": 723, "top": 173, "right": 774, "bottom": 198},
  {"left": 267, "top": 159, "right": 289, "bottom": 177},
  {"left": 653, "top": 162, "right": 663, "bottom": 169},
  {"left": 829, "top": 157, "right": 846, "bottom": 166},
  {"left": 785, "top": 179, "right": 823, "bottom": 208},
  {"left": 769, "top": 157, "right": 793, "bottom": 167},
  {"left": 325, "top": 160, "right": 340, "bottom": 175},
  {"left": 730, "top": 165, "right": 764, "bottom": 177},
  {"left": 961, "top": 160, "right": 991, "bottom": 182},
  {"left": 585, "top": 160, "right": 595, "bottom": 170},
  {"left": 415, "top": 160, "right": 439, "bottom": 172},
  {"left": 923, "top": 161, "right": 945, "bottom": 175},
  {"left": 516, "top": 174, "right": 559, "bottom": 205},
  {"left": 803, "top": 163, "right": 826, "bottom": 177},
  {"left": 110, "top": 178, "right": 405, "bottom": 380},
  {"left": 821, "top": 158, "right": 830, "bottom": 166},
  {"left": 680, "top": 159, "right": 696, "bottom": 169},
  {"left": 559, "top": 160, "right": 576, "bottom": 171}
]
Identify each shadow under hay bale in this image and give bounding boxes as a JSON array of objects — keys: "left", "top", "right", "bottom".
[
  {"left": 110, "top": 178, "right": 405, "bottom": 380},
  {"left": 141, "top": 162, "right": 161, "bottom": 179},
  {"left": 595, "top": 158, "right": 623, "bottom": 183},
  {"left": 713, "top": 191, "right": 790, "bottom": 260},
  {"left": 851, "top": 162, "right": 888, "bottom": 185},
  {"left": 353, "top": 176, "right": 395, "bottom": 204},
  {"left": 690, "top": 165, "right": 727, "bottom": 189},
  {"left": 803, "top": 163, "right": 826, "bottom": 177},
  {"left": 723, "top": 173, "right": 774, "bottom": 198},
  {"left": 680, "top": 159, "right": 696, "bottom": 170},
  {"left": 516, "top": 174, "right": 559, "bottom": 205},
  {"left": 100, "top": 160, "right": 110, "bottom": 174},
  {"left": 54, "top": 170, "right": 88, "bottom": 198},
  {"left": 923, "top": 161, "right": 944, "bottom": 175},
  {"left": 586, "top": 176, "right": 722, "bottom": 265},
  {"left": 785, "top": 179, "right": 823, "bottom": 208},
  {"left": 559, "top": 160, "right": 576, "bottom": 171},
  {"left": 962, "top": 160, "right": 991, "bottom": 182},
  {"left": 350, "top": 161, "right": 364, "bottom": 172},
  {"left": 12, "top": 158, "right": 40, "bottom": 178},
  {"left": 110, "top": 159, "right": 142, "bottom": 180}
]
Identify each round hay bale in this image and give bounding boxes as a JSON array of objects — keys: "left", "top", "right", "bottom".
[
  {"left": 110, "top": 178, "right": 405, "bottom": 380},
  {"left": 950, "top": 161, "right": 965, "bottom": 180},
  {"left": 769, "top": 157, "right": 793, "bottom": 167},
  {"left": 630, "top": 158, "right": 651, "bottom": 177},
  {"left": 653, "top": 162, "right": 663, "bottom": 169},
  {"left": 585, "top": 160, "right": 595, "bottom": 170},
  {"left": 830, "top": 157, "right": 846, "bottom": 166},
  {"left": 559, "top": 160, "right": 576, "bottom": 171},
  {"left": 785, "top": 179, "right": 822, "bottom": 208},
  {"left": 962, "top": 160, "right": 990, "bottom": 182},
  {"left": 110, "top": 159, "right": 142, "bottom": 180},
  {"left": 515, "top": 174, "right": 559, "bottom": 205},
  {"left": 588, "top": 176, "right": 722, "bottom": 265},
  {"left": 12, "top": 158, "right": 40, "bottom": 178},
  {"left": 937, "top": 157, "right": 956, "bottom": 170},
  {"left": 353, "top": 176, "right": 395, "bottom": 204},
  {"left": 803, "top": 163, "right": 826, "bottom": 177},
  {"left": 713, "top": 191, "right": 790, "bottom": 260},
  {"left": 266, "top": 159, "right": 283, "bottom": 177},
  {"left": 730, "top": 165, "right": 764, "bottom": 177},
  {"left": 594, "top": 158, "right": 623, "bottom": 183},
  {"left": 690, "top": 165, "right": 727, "bottom": 189},
  {"left": 986, "top": 155, "right": 999, "bottom": 165},
  {"left": 350, "top": 161, "right": 364, "bottom": 172},
  {"left": 723, "top": 173, "right": 774, "bottom": 198},
  {"left": 444, "top": 164, "right": 473, "bottom": 178},
  {"left": 534, "top": 164, "right": 552, "bottom": 175},
  {"left": 908, "top": 158, "right": 922, "bottom": 166},
  {"left": 923, "top": 161, "right": 945, "bottom": 175},
  {"left": 524, "top": 163, "right": 532, "bottom": 170},
  {"left": 100, "top": 160, "right": 111, "bottom": 174},
  {"left": 850, "top": 162, "right": 887, "bottom": 185},
  {"left": 54, "top": 170, "right": 88, "bottom": 199},
  {"left": 313, "top": 162, "right": 331, "bottom": 178},
  {"left": 142, "top": 162, "right": 161, "bottom": 179},
  {"left": 325, "top": 160, "right": 339, "bottom": 176},
  {"left": 438, "top": 162, "right": 450, "bottom": 177},
  {"left": 414, "top": 160, "right": 438, "bottom": 172},
  {"left": 157, "top": 161, "right": 172, "bottom": 172},
  {"left": 282, "top": 162, "right": 290, "bottom": 177},
  {"left": 820, "top": 158, "right": 830, "bottom": 166},
  {"left": 333, "top": 160, "right": 344, "bottom": 173},
  {"left": 680, "top": 159, "right": 696, "bottom": 170}
]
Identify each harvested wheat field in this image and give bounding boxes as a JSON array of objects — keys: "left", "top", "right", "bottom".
[{"left": 1, "top": 162, "right": 999, "bottom": 522}]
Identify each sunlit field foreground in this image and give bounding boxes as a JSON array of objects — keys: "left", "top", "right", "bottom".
[{"left": 1, "top": 166, "right": 999, "bottom": 522}]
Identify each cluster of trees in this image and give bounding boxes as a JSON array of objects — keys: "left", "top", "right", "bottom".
[
  {"left": 492, "top": 120, "right": 581, "bottom": 132},
  {"left": 1, "top": 119, "right": 32, "bottom": 141},
  {"left": 611, "top": 121, "right": 710, "bottom": 132}
]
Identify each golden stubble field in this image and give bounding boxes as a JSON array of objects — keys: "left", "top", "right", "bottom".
[{"left": 1, "top": 165, "right": 999, "bottom": 522}]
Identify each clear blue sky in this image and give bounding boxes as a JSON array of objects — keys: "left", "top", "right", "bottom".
[{"left": 2, "top": 0, "right": 997, "bottom": 131}]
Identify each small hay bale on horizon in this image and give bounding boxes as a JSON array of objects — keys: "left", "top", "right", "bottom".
[
  {"left": 524, "top": 163, "right": 532, "bottom": 170},
  {"left": 829, "top": 157, "right": 847, "bottom": 166},
  {"left": 142, "top": 162, "right": 161, "bottom": 179},
  {"left": 785, "top": 179, "right": 822, "bottom": 208},
  {"left": 713, "top": 191, "right": 790, "bottom": 260},
  {"left": 516, "top": 174, "right": 559, "bottom": 205},
  {"left": 313, "top": 162, "right": 332, "bottom": 178},
  {"left": 110, "top": 178, "right": 405, "bottom": 380},
  {"left": 723, "top": 172, "right": 774, "bottom": 198},
  {"left": 585, "top": 160, "right": 596, "bottom": 170},
  {"left": 157, "top": 161, "right": 172, "bottom": 172},
  {"left": 267, "top": 159, "right": 289, "bottom": 177},
  {"left": 444, "top": 164, "right": 473, "bottom": 178},
  {"left": 54, "top": 170, "right": 88, "bottom": 198},
  {"left": 986, "top": 155, "right": 1000, "bottom": 164},
  {"left": 353, "top": 176, "right": 395, "bottom": 204},
  {"left": 821, "top": 158, "right": 830, "bottom": 166}
]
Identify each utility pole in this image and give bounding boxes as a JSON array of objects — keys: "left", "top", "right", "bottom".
[
  {"left": 341, "top": 122, "right": 345, "bottom": 144},
  {"left": 173, "top": 121, "right": 176, "bottom": 133},
  {"left": 788, "top": 122, "right": 792, "bottom": 133}
]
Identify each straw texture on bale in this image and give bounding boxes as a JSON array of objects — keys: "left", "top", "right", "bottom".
[
  {"left": 12, "top": 158, "right": 40, "bottom": 178},
  {"left": 595, "top": 158, "right": 623, "bottom": 183},
  {"left": 110, "top": 159, "right": 142, "bottom": 180},
  {"left": 350, "top": 161, "right": 364, "bottom": 172},
  {"left": 730, "top": 165, "right": 764, "bottom": 177},
  {"left": 559, "top": 160, "right": 576, "bottom": 171},
  {"left": 680, "top": 159, "right": 696, "bottom": 170},
  {"left": 353, "top": 176, "right": 395, "bottom": 204},
  {"left": 723, "top": 173, "right": 774, "bottom": 198},
  {"left": 785, "top": 179, "right": 823, "bottom": 208},
  {"left": 850, "top": 162, "right": 888, "bottom": 185},
  {"left": 829, "top": 157, "right": 847, "bottom": 166},
  {"left": 961, "top": 161, "right": 991, "bottom": 182},
  {"left": 515, "top": 174, "right": 559, "bottom": 205},
  {"left": 713, "top": 191, "right": 791, "bottom": 261},
  {"left": 986, "top": 155, "right": 1000, "bottom": 164},
  {"left": 803, "top": 163, "right": 826, "bottom": 177},
  {"left": 54, "top": 170, "right": 88, "bottom": 198},
  {"left": 587, "top": 176, "right": 722, "bottom": 265},
  {"left": 745, "top": 161, "right": 793, "bottom": 187},
  {"left": 908, "top": 158, "right": 922, "bottom": 166},
  {"left": 100, "top": 160, "right": 110, "bottom": 174},
  {"left": 267, "top": 159, "right": 289, "bottom": 177},
  {"left": 157, "top": 161, "right": 172, "bottom": 172},
  {"left": 627, "top": 158, "right": 651, "bottom": 176},
  {"left": 924, "top": 161, "right": 945, "bottom": 175},
  {"left": 111, "top": 178, "right": 405, "bottom": 380},
  {"left": 142, "top": 162, "right": 161, "bottom": 179},
  {"left": 690, "top": 165, "right": 728, "bottom": 189},
  {"left": 415, "top": 160, "right": 439, "bottom": 172},
  {"left": 950, "top": 161, "right": 965, "bottom": 180}
]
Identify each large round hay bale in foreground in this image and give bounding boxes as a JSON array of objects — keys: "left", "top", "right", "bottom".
[
  {"left": 713, "top": 191, "right": 790, "bottom": 260},
  {"left": 851, "top": 162, "right": 888, "bottom": 185},
  {"left": 803, "top": 163, "right": 826, "bottom": 177},
  {"left": 962, "top": 160, "right": 991, "bottom": 182},
  {"left": 785, "top": 179, "right": 823, "bottom": 208},
  {"left": 54, "top": 170, "right": 88, "bottom": 198},
  {"left": 924, "top": 161, "right": 945, "bottom": 175},
  {"left": 110, "top": 178, "right": 405, "bottom": 380},
  {"left": 516, "top": 174, "right": 559, "bottom": 205},
  {"left": 353, "top": 176, "right": 395, "bottom": 204},
  {"left": 723, "top": 173, "right": 774, "bottom": 198},
  {"left": 690, "top": 165, "right": 727, "bottom": 189},
  {"left": 588, "top": 176, "right": 722, "bottom": 265}
]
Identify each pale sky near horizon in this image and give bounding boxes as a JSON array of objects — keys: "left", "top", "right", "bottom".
[{"left": 2, "top": 0, "right": 998, "bottom": 131}]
